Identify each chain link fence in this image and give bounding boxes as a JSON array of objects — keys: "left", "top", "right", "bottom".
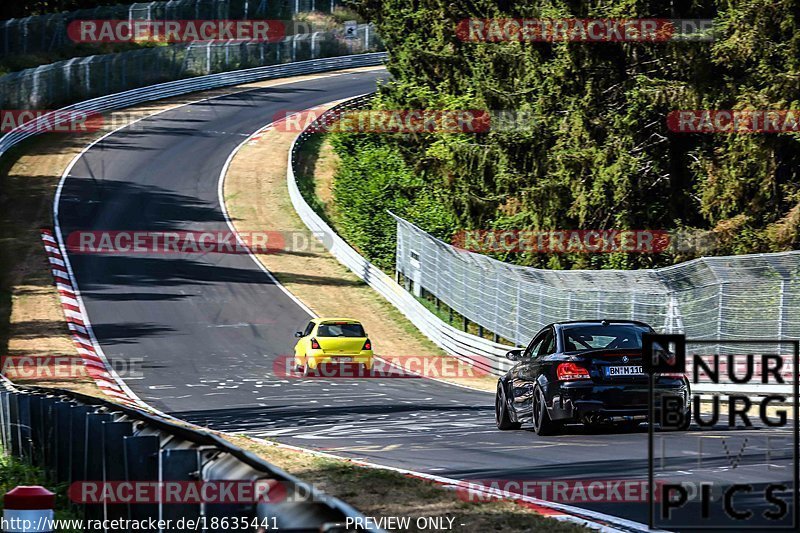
[
  {"left": 1, "top": 0, "right": 348, "bottom": 56},
  {"left": 0, "top": 23, "right": 381, "bottom": 109},
  {"left": 395, "top": 216, "right": 800, "bottom": 348}
]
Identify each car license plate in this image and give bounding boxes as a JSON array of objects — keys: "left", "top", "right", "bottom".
[
  {"left": 605, "top": 365, "right": 644, "bottom": 376},
  {"left": 333, "top": 357, "right": 353, "bottom": 362}
]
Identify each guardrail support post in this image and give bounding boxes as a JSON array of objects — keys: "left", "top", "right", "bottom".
[
  {"left": 124, "top": 435, "right": 160, "bottom": 523},
  {"left": 28, "top": 394, "right": 44, "bottom": 467},
  {"left": 161, "top": 448, "right": 201, "bottom": 524},
  {"left": 69, "top": 405, "right": 94, "bottom": 485},
  {"left": 8, "top": 393, "right": 20, "bottom": 457},
  {"left": 16, "top": 393, "right": 32, "bottom": 461},
  {"left": 84, "top": 412, "right": 116, "bottom": 520},
  {"left": 53, "top": 401, "right": 73, "bottom": 483},
  {"left": 103, "top": 421, "right": 134, "bottom": 527},
  {"left": 0, "top": 390, "right": 9, "bottom": 453},
  {"left": 38, "top": 396, "right": 58, "bottom": 477}
]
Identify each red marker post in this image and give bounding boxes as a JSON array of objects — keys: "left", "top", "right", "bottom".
[{"left": 2, "top": 486, "right": 55, "bottom": 532}]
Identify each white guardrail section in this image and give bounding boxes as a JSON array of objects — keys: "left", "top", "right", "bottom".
[
  {"left": 286, "top": 95, "right": 515, "bottom": 378},
  {"left": 286, "top": 96, "right": 797, "bottom": 397},
  {"left": 0, "top": 52, "right": 388, "bottom": 159}
]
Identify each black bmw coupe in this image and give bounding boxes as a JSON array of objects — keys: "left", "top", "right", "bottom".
[{"left": 495, "top": 320, "right": 691, "bottom": 435}]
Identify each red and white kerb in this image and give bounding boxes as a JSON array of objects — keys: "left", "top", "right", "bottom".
[{"left": 40, "top": 229, "right": 137, "bottom": 406}]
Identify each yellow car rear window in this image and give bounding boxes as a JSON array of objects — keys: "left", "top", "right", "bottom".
[{"left": 317, "top": 323, "right": 365, "bottom": 337}]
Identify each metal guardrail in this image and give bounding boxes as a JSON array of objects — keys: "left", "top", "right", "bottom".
[
  {"left": 0, "top": 51, "right": 388, "bottom": 160},
  {"left": 286, "top": 95, "right": 514, "bottom": 378},
  {"left": 286, "top": 95, "right": 797, "bottom": 397},
  {"left": 0, "top": 379, "right": 382, "bottom": 531},
  {"left": 1, "top": 0, "right": 348, "bottom": 56}
]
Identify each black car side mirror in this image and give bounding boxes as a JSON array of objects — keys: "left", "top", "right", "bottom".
[
  {"left": 505, "top": 349, "right": 524, "bottom": 361},
  {"left": 294, "top": 331, "right": 303, "bottom": 338}
]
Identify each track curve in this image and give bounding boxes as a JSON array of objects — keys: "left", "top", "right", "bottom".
[{"left": 56, "top": 69, "right": 794, "bottom": 531}]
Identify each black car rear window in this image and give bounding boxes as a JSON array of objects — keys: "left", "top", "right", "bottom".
[
  {"left": 562, "top": 324, "right": 649, "bottom": 352},
  {"left": 317, "top": 323, "right": 365, "bottom": 337}
]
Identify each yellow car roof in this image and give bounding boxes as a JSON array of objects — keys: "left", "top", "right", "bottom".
[{"left": 312, "top": 317, "right": 362, "bottom": 324}]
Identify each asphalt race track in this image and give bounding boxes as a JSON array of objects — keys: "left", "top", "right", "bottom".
[{"left": 57, "top": 69, "right": 796, "bottom": 531}]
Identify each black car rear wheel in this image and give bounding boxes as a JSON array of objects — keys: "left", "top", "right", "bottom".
[
  {"left": 495, "top": 383, "right": 521, "bottom": 430},
  {"left": 532, "top": 385, "right": 559, "bottom": 436}
]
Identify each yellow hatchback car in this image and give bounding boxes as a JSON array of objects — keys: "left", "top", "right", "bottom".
[{"left": 293, "top": 318, "right": 373, "bottom": 375}]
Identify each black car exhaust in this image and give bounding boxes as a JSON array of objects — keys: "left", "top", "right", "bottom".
[{"left": 582, "top": 413, "right": 612, "bottom": 425}]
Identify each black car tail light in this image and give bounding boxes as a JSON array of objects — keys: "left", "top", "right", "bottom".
[
  {"left": 557, "top": 362, "right": 590, "bottom": 381},
  {"left": 311, "top": 338, "right": 321, "bottom": 350}
]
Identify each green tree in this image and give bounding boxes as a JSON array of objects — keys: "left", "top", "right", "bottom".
[{"left": 332, "top": 0, "right": 800, "bottom": 270}]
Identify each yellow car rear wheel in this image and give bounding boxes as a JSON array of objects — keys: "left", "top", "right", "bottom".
[{"left": 302, "top": 357, "right": 316, "bottom": 377}]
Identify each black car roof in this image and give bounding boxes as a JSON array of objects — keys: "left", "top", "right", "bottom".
[{"left": 553, "top": 320, "right": 652, "bottom": 329}]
